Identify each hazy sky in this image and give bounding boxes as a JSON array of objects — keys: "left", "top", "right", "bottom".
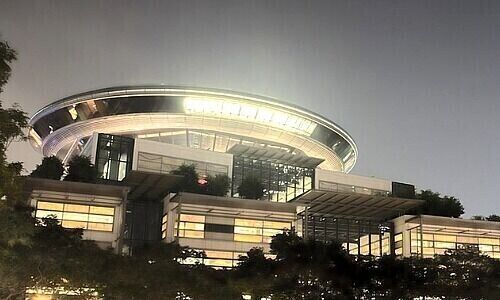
[{"left": 1, "top": 0, "right": 499, "bottom": 216}]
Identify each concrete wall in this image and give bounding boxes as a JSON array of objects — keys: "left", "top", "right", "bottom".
[
  {"left": 315, "top": 169, "right": 392, "bottom": 192},
  {"left": 133, "top": 138, "right": 234, "bottom": 177},
  {"left": 163, "top": 193, "right": 297, "bottom": 258}
]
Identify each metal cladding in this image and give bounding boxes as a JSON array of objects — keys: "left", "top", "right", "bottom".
[{"left": 28, "top": 86, "right": 358, "bottom": 172}]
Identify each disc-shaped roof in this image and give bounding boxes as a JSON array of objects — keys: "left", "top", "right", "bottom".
[{"left": 28, "top": 86, "right": 358, "bottom": 172}]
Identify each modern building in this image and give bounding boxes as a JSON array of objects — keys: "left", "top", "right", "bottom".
[{"left": 26, "top": 86, "right": 500, "bottom": 266}]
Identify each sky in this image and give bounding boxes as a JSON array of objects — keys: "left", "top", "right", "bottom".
[{"left": 0, "top": 0, "right": 499, "bottom": 217}]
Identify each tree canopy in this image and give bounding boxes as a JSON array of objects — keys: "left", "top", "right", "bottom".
[
  {"left": 0, "top": 38, "right": 16, "bottom": 93},
  {"left": 205, "top": 173, "right": 230, "bottom": 196},
  {"left": 63, "top": 155, "right": 97, "bottom": 183},
  {"left": 237, "top": 175, "right": 264, "bottom": 200},
  {"left": 171, "top": 164, "right": 231, "bottom": 196},
  {"left": 30, "top": 156, "right": 64, "bottom": 180},
  {"left": 234, "top": 230, "right": 500, "bottom": 299},
  {"left": 409, "top": 190, "right": 464, "bottom": 218}
]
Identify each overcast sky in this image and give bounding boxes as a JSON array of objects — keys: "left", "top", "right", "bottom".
[{"left": 1, "top": 0, "right": 499, "bottom": 216}]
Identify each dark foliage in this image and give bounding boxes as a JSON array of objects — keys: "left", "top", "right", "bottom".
[
  {"left": 205, "top": 174, "right": 230, "bottom": 196},
  {"left": 171, "top": 164, "right": 203, "bottom": 193},
  {"left": 409, "top": 190, "right": 464, "bottom": 218},
  {"left": 487, "top": 214, "right": 500, "bottom": 222},
  {"left": 237, "top": 175, "right": 264, "bottom": 200},
  {"left": 30, "top": 156, "right": 64, "bottom": 180},
  {"left": 64, "top": 155, "right": 97, "bottom": 183},
  {"left": 171, "top": 164, "right": 231, "bottom": 197},
  {"left": 235, "top": 230, "right": 500, "bottom": 299},
  {"left": 0, "top": 38, "right": 16, "bottom": 93}
]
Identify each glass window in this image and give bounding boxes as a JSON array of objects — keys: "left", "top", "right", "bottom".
[
  {"left": 37, "top": 201, "right": 64, "bottom": 211},
  {"left": 36, "top": 210, "right": 64, "bottom": 219},
  {"left": 179, "top": 222, "right": 205, "bottom": 231},
  {"left": 264, "top": 220, "right": 290, "bottom": 230},
  {"left": 180, "top": 214, "right": 205, "bottom": 223},
  {"left": 234, "top": 234, "right": 262, "bottom": 243},
  {"left": 234, "top": 226, "right": 263, "bottom": 235},
  {"left": 263, "top": 228, "right": 283, "bottom": 237},
  {"left": 176, "top": 214, "right": 205, "bottom": 239},
  {"left": 65, "top": 204, "right": 89, "bottom": 213},
  {"left": 235, "top": 219, "right": 263, "bottom": 227},
  {"left": 87, "top": 223, "right": 113, "bottom": 231},
  {"left": 204, "top": 259, "right": 233, "bottom": 268},
  {"left": 180, "top": 230, "right": 204, "bottom": 239},
  {"left": 96, "top": 134, "right": 134, "bottom": 181},
  {"left": 479, "top": 238, "right": 499, "bottom": 245},
  {"left": 434, "top": 235, "right": 456, "bottom": 242},
  {"left": 63, "top": 212, "right": 89, "bottom": 222},
  {"left": 205, "top": 250, "right": 234, "bottom": 260},
  {"left": 89, "top": 206, "right": 115, "bottom": 215},
  {"left": 231, "top": 156, "right": 314, "bottom": 202},
  {"left": 434, "top": 242, "right": 456, "bottom": 249},
  {"left": 35, "top": 201, "right": 115, "bottom": 232},
  {"left": 62, "top": 220, "right": 87, "bottom": 229}
]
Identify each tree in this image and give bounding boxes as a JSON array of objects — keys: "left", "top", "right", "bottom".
[
  {"left": 170, "top": 164, "right": 203, "bottom": 194},
  {"left": 237, "top": 175, "right": 264, "bottom": 200},
  {"left": 30, "top": 156, "right": 64, "bottom": 180},
  {"left": 170, "top": 164, "right": 231, "bottom": 197},
  {"left": 471, "top": 214, "right": 500, "bottom": 222},
  {"left": 486, "top": 214, "right": 500, "bottom": 222},
  {"left": 0, "top": 38, "right": 16, "bottom": 93},
  {"left": 0, "top": 37, "right": 27, "bottom": 205},
  {"left": 205, "top": 174, "right": 230, "bottom": 196},
  {"left": 64, "top": 155, "right": 97, "bottom": 183},
  {"left": 409, "top": 190, "right": 464, "bottom": 218}
]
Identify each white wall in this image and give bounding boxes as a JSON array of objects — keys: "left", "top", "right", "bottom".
[
  {"left": 30, "top": 190, "right": 124, "bottom": 250},
  {"left": 315, "top": 169, "right": 392, "bottom": 192},
  {"left": 134, "top": 138, "right": 234, "bottom": 177}
]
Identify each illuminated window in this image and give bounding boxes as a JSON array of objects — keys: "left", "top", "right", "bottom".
[
  {"left": 35, "top": 201, "right": 115, "bottom": 232},
  {"left": 232, "top": 156, "right": 314, "bottom": 202},
  {"left": 95, "top": 134, "right": 134, "bottom": 181},
  {"left": 183, "top": 97, "right": 317, "bottom": 136},
  {"left": 175, "top": 214, "right": 205, "bottom": 239},
  {"left": 234, "top": 218, "right": 291, "bottom": 244},
  {"left": 234, "top": 234, "right": 263, "bottom": 243},
  {"left": 161, "top": 214, "right": 168, "bottom": 239}
]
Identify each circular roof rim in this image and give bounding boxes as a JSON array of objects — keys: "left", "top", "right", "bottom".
[{"left": 29, "top": 85, "right": 358, "bottom": 166}]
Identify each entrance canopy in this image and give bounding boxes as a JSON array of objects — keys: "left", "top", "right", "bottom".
[{"left": 292, "top": 189, "right": 423, "bottom": 221}]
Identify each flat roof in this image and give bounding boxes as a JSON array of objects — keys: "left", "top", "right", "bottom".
[
  {"left": 171, "top": 192, "right": 298, "bottom": 214},
  {"left": 404, "top": 215, "right": 500, "bottom": 232},
  {"left": 23, "top": 177, "right": 128, "bottom": 199},
  {"left": 292, "top": 189, "right": 423, "bottom": 220}
]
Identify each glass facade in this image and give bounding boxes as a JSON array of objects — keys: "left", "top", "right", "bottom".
[
  {"left": 304, "top": 216, "right": 392, "bottom": 256},
  {"left": 318, "top": 180, "right": 389, "bottom": 196},
  {"left": 171, "top": 213, "right": 291, "bottom": 243},
  {"left": 175, "top": 214, "right": 206, "bottom": 239},
  {"left": 138, "top": 129, "right": 297, "bottom": 154},
  {"left": 232, "top": 156, "right": 314, "bottom": 202},
  {"left": 35, "top": 201, "right": 115, "bottom": 232},
  {"left": 170, "top": 213, "right": 291, "bottom": 268},
  {"left": 96, "top": 133, "right": 134, "bottom": 181},
  {"left": 406, "top": 225, "right": 500, "bottom": 259},
  {"left": 234, "top": 218, "right": 291, "bottom": 243},
  {"left": 30, "top": 87, "right": 357, "bottom": 172}
]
